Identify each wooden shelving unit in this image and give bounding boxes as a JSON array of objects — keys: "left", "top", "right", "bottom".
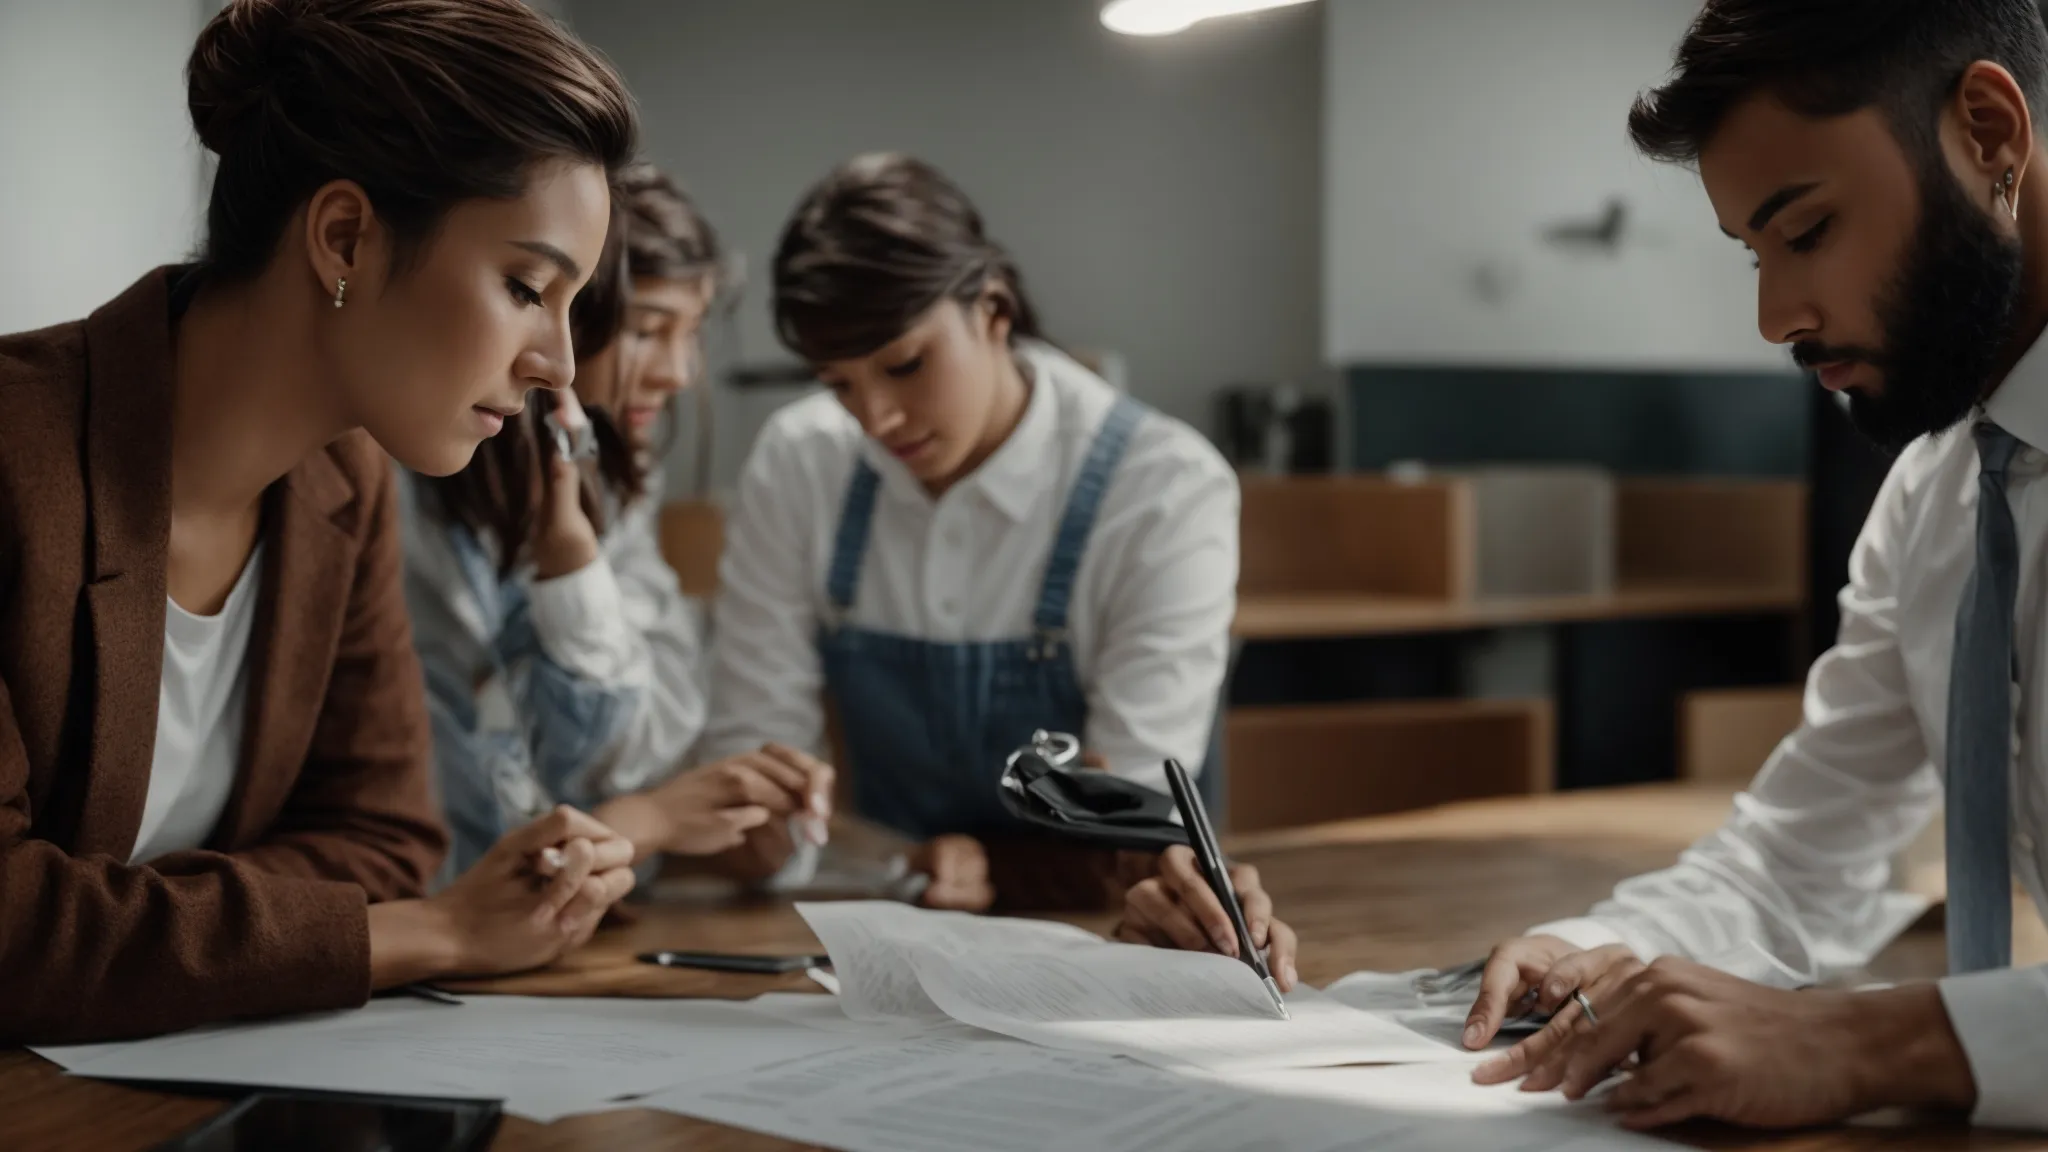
[
  {"left": 1224, "top": 698, "right": 1553, "bottom": 833},
  {"left": 1234, "top": 474, "right": 1807, "bottom": 639},
  {"left": 1225, "top": 473, "right": 1808, "bottom": 827}
]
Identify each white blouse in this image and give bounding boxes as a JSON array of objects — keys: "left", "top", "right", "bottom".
[
  {"left": 701, "top": 342, "right": 1238, "bottom": 795},
  {"left": 133, "top": 546, "right": 265, "bottom": 863}
]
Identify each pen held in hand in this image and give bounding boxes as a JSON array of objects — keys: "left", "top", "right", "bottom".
[
  {"left": 1162, "top": 757, "right": 1288, "bottom": 1021},
  {"left": 394, "top": 983, "right": 463, "bottom": 1006}
]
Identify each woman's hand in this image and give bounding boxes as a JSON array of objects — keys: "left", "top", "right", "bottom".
[
  {"left": 600, "top": 744, "right": 834, "bottom": 861},
  {"left": 1111, "top": 846, "right": 1298, "bottom": 991},
  {"left": 368, "top": 805, "right": 637, "bottom": 986},
  {"left": 529, "top": 390, "right": 601, "bottom": 581}
]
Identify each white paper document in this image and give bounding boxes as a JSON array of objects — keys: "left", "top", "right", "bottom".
[
  {"left": 910, "top": 945, "right": 1467, "bottom": 1073},
  {"left": 1321, "top": 969, "right": 1446, "bottom": 1013},
  {"left": 742, "top": 991, "right": 985, "bottom": 1042},
  {"left": 39, "top": 995, "right": 865, "bottom": 1122},
  {"left": 795, "top": 900, "right": 1103, "bottom": 1022},
  {"left": 799, "top": 900, "right": 1466, "bottom": 1073},
  {"left": 1323, "top": 970, "right": 1533, "bottom": 1052},
  {"left": 645, "top": 1029, "right": 1680, "bottom": 1152},
  {"left": 1215, "top": 1059, "right": 1599, "bottom": 1120},
  {"left": 35, "top": 978, "right": 1677, "bottom": 1148},
  {"left": 31, "top": 1037, "right": 137, "bottom": 1073}
]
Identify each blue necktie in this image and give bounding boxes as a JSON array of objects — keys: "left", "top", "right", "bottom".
[{"left": 1946, "top": 421, "right": 2021, "bottom": 974}]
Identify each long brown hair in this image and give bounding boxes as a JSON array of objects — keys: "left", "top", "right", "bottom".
[
  {"left": 772, "top": 153, "right": 1045, "bottom": 363},
  {"left": 187, "top": 0, "right": 637, "bottom": 284},
  {"left": 425, "top": 164, "right": 725, "bottom": 574}
]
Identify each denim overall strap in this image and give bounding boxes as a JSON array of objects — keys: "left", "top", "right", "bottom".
[
  {"left": 1030, "top": 397, "right": 1145, "bottom": 655},
  {"left": 826, "top": 460, "right": 884, "bottom": 613}
]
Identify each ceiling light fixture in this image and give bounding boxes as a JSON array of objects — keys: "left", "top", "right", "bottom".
[{"left": 1100, "top": 0, "right": 1317, "bottom": 37}]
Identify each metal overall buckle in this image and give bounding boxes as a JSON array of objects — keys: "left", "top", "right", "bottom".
[
  {"left": 1000, "top": 729, "right": 1082, "bottom": 796},
  {"left": 1028, "top": 627, "right": 1068, "bottom": 662}
]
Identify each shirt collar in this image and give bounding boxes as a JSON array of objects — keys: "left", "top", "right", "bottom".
[
  {"left": 1985, "top": 326, "right": 2048, "bottom": 451},
  {"left": 860, "top": 342, "right": 1063, "bottom": 522}
]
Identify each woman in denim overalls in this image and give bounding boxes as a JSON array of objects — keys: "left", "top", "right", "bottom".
[{"left": 701, "top": 154, "right": 1298, "bottom": 984}]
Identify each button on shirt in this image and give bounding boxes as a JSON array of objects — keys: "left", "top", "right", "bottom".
[
  {"left": 1532, "top": 333, "right": 2048, "bottom": 1131},
  {"left": 701, "top": 342, "right": 1239, "bottom": 794}
]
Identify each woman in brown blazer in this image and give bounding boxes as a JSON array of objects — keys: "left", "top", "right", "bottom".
[{"left": 0, "top": 0, "right": 647, "bottom": 1044}]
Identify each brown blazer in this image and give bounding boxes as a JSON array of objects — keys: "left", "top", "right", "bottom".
[{"left": 0, "top": 268, "right": 447, "bottom": 1044}]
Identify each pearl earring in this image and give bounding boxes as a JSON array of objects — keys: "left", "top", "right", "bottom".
[
  {"left": 333, "top": 277, "right": 348, "bottom": 309},
  {"left": 1999, "top": 169, "right": 2018, "bottom": 220}
]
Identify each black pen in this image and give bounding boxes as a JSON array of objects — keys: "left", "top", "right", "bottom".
[
  {"left": 1162, "top": 758, "right": 1288, "bottom": 1021},
  {"left": 394, "top": 983, "right": 463, "bottom": 1006}
]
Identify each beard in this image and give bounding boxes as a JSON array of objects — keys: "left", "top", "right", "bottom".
[{"left": 1791, "top": 164, "right": 2025, "bottom": 452}]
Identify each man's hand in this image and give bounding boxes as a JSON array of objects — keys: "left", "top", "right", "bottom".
[
  {"left": 1480, "top": 956, "right": 1978, "bottom": 1130},
  {"left": 1465, "top": 937, "right": 1642, "bottom": 1056},
  {"left": 1111, "top": 846, "right": 1298, "bottom": 991}
]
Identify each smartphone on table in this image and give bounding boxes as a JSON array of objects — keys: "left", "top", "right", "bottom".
[
  {"left": 153, "top": 1090, "right": 500, "bottom": 1152},
  {"left": 637, "top": 950, "right": 829, "bottom": 975}
]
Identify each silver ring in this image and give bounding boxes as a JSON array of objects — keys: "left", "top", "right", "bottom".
[{"left": 1573, "top": 990, "right": 1599, "bottom": 1026}]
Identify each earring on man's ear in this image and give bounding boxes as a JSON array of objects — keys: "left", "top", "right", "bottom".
[{"left": 333, "top": 277, "right": 348, "bottom": 309}]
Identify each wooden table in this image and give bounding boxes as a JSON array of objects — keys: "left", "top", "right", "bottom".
[{"left": 8, "top": 783, "right": 2044, "bottom": 1152}]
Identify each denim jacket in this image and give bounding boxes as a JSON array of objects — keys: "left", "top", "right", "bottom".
[{"left": 397, "top": 467, "right": 707, "bottom": 875}]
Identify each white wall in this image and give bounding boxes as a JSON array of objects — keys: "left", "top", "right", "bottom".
[
  {"left": 572, "top": 0, "right": 1325, "bottom": 495},
  {"left": 1324, "top": 0, "right": 1783, "bottom": 372},
  {"left": 0, "top": 0, "right": 209, "bottom": 333}
]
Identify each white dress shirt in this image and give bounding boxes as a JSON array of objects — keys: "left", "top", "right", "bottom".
[
  {"left": 702, "top": 341, "right": 1239, "bottom": 795},
  {"left": 1532, "top": 332, "right": 2048, "bottom": 1131},
  {"left": 132, "top": 545, "right": 264, "bottom": 863}
]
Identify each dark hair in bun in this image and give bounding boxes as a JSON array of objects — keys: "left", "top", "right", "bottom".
[{"left": 186, "top": 0, "right": 638, "bottom": 284}]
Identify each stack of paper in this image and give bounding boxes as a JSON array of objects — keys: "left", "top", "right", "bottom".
[
  {"left": 640, "top": 1018, "right": 1675, "bottom": 1152},
  {"left": 798, "top": 900, "right": 1105, "bottom": 1022},
  {"left": 798, "top": 900, "right": 1465, "bottom": 1073},
  {"left": 35, "top": 995, "right": 870, "bottom": 1123},
  {"left": 35, "top": 904, "right": 1686, "bottom": 1150}
]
